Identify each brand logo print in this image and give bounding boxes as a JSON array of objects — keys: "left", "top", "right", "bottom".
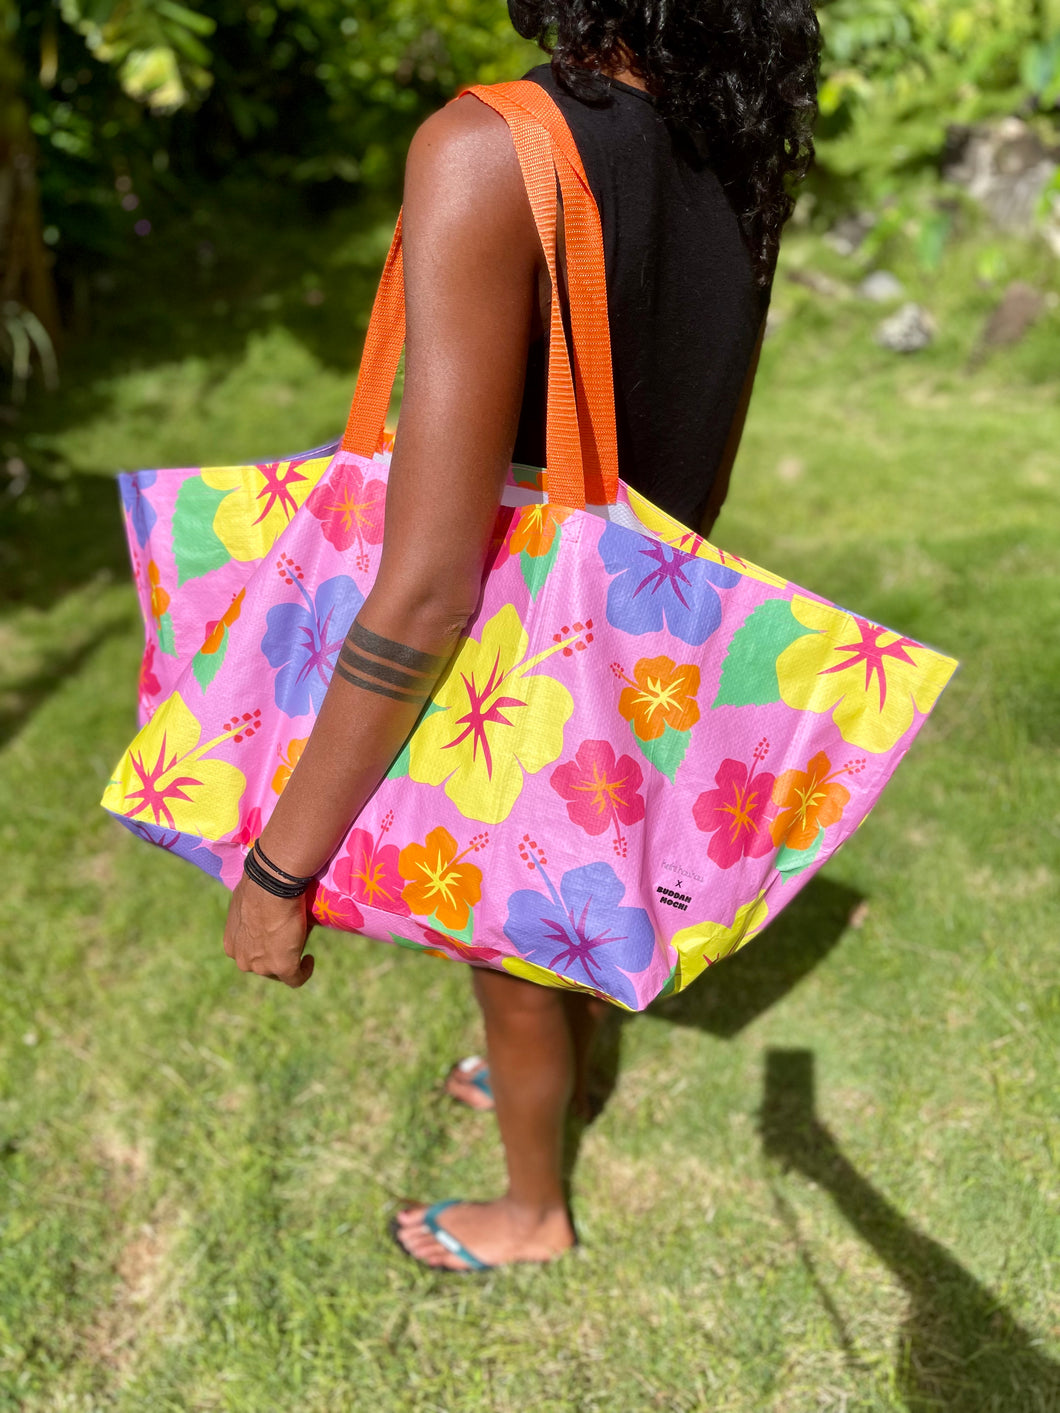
[
  {"left": 662, "top": 860, "right": 704, "bottom": 884},
  {"left": 656, "top": 884, "right": 691, "bottom": 912}
]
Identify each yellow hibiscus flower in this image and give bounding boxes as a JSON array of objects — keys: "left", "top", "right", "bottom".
[
  {"left": 775, "top": 596, "right": 957, "bottom": 754},
  {"left": 200, "top": 453, "right": 332, "bottom": 561},
  {"left": 102, "top": 693, "right": 246, "bottom": 838},
  {"left": 408, "top": 604, "right": 574, "bottom": 824},
  {"left": 501, "top": 956, "right": 635, "bottom": 1009},
  {"left": 669, "top": 891, "right": 769, "bottom": 992},
  {"left": 626, "top": 487, "right": 786, "bottom": 589}
]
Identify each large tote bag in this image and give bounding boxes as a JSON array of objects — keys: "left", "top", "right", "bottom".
[{"left": 102, "top": 81, "right": 958, "bottom": 1011}]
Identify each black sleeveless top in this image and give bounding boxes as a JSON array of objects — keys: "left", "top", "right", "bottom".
[{"left": 512, "top": 63, "right": 770, "bottom": 531}]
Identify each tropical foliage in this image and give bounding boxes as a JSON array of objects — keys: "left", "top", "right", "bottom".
[
  {"left": 3, "top": 0, "right": 1059, "bottom": 394},
  {"left": 815, "top": 0, "right": 1060, "bottom": 200}
]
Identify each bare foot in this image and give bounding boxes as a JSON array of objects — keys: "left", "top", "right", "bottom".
[
  {"left": 393, "top": 1197, "right": 576, "bottom": 1271},
  {"left": 444, "top": 1055, "right": 495, "bottom": 1111}
]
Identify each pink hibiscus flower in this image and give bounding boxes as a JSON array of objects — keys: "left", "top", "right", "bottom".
[
  {"left": 550, "top": 739, "right": 645, "bottom": 859},
  {"left": 693, "top": 741, "right": 776, "bottom": 870},
  {"left": 332, "top": 826, "right": 409, "bottom": 917},
  {"left": 420, "top": 926, "right": 504, "bottom": 967},
  {"left": 138, "top": 641, "right": 160, "bottom": 703},
  {"left": 235, "top": 806, "right": 262, "bottom": 848},
  {"left": 311, "top": 885, "right": 364, "bottom": 932},
  {"left": 306, "top": 460, "right": 386, "bottom": 565}
]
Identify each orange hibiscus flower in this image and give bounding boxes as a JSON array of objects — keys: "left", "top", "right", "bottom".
[
  {"left": 399, "top": 826, "right": 483, "bottom": 931},
  {"left": 617, "top": 656, "right": 701, "bottom": 741},
  {"left": 147, "top": 560, "right": 170, "bottom": 621},
  {"left": 271, "top": 736, "right": 308, "bottom": 795},
  {"left": 510, "top": 503, "right": 572, "bottom": 558},
  {"left": 201, "top": 589, "right": 245, "bottom": 654},
  {"left": 769, "top": 749, "right": 852, "bottom": 850}
]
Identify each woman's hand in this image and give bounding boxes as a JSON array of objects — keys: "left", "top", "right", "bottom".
[{"left": 223, "top": 876, "right": 315, "bottom": 988}]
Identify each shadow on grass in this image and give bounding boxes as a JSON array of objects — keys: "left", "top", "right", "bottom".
[
  {"left": 571, "top": 876, "right": 863, "bottom": 1129},
  {"left": 3, "top": 187, "right": 396, "bottom": 617},
  {"left": 0, "top": 470, "right": 128, "bottom": 610},
  {"left": 19, "top": 183, "right": 395, "bottom": 447},
  {"left": 654, "top": 876, "right": 863, "bottom": 1038},
  {"left": 760, "top": 1049, "right": 1060, "bottom": 1413}
]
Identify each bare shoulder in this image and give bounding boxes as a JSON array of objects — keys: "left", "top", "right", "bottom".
[{"left": 404, "top": 94, "right": 534, "bottom": 246}]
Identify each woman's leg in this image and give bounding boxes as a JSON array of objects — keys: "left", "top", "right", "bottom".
[
  {"left": 564, "top": 993, "right": 611, "bottom": 1119},
  {"left": 394, "top": 968, "right": 577, "bottom": 1268},
  {"left": 445, "top": 991, "right": 611, "bottom": 1116}
]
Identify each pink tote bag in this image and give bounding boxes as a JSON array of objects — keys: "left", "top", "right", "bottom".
[{"left": 102, "top": 82, "right": 958, "bottom": 1010}]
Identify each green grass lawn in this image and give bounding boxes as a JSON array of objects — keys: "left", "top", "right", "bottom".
[{"left": 2, "top": 204, "right": 1058, "bottom": 1411}]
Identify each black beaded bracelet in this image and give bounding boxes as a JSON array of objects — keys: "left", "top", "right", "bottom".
[
  {"left": 243, "top": 843, "right": 315, "bottom": 899},
  {"left": 253, "top": 842, "right": 315, "bottom": 889}
]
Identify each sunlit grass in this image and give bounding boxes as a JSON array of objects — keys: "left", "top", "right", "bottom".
[{"left": 1, "top": 210, "right": 1058, "bottom": 1410}]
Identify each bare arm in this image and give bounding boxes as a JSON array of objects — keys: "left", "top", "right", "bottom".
[{"left": 223, "top": 96, "right": 543, "bottom": 985}]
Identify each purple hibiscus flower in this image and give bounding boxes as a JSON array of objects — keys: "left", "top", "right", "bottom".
[
  {"left": 503, "top": 859, "right": 656, "bottom": 1009},
  {"left": 119, "top": 470, "right": 158, "bottom": 548},
  {"left": 261, "top": 573, "right": 363, "bottom": 718},
  {"left": 599, "top": 522, "right": 740, "bottom": 645},
  {"left": 122, "top": 818, "right": 225, "bottom": 881}
]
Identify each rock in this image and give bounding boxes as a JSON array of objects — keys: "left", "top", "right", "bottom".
[
  {"left": 825, "top": 212, "right": 876, "bottom": 256},
  {"left": 968, "top": 281, "right": 1046, "bottom": 368},
  {"left": 1043, "top": 191, "right": 1060, "bottom": 259},
  {"left": 875, "top": 302, "right": 935, "bottom": 353},
  {"left": 858, "top": 270, "right": 905, "bottom": 303},
  {"left": 942, "top": 118, "right": 1059, "bottom": 235}
]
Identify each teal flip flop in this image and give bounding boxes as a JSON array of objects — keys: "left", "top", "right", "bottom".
[
  {"left": 449, "top": 1055, "right": 494, "bottom": 1105},
  {"left": 390, "top": 1200, "right": 493, "bottom": 1272}
]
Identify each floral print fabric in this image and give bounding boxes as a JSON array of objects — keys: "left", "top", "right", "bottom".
[{"left": 104, "top": 444, "right": 957, "bottom": 1011}]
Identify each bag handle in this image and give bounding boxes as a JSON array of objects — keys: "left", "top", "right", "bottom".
[
  {"left": 481, "top": 81, "right": 619, "bottom": 507},
  {"left": 340, "top": 80, "right": 619, "bottom": 509}
]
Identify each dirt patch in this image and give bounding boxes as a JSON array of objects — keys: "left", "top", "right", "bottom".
[{"left": 81, "top": 1206, "right": 184, "bottom": 1376}]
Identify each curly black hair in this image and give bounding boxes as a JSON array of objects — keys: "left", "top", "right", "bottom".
[{"left": 507, "top": 0, "right": 820, "bottom": 287}]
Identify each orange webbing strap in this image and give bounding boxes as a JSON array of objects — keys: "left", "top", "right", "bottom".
[
  {"left": 340, "top": 81, "right": 620, "bottom": 509},
  {"left": 342, "top": 96, "right": 583, "bottom": 498},
  {"left": 479, "top": 81, "right": 619, "bottom": 507},
  {"left": 464, "top": 84, "right": 586, "bottom": 508},
  {"left": 341, "top": 212, "right": 405, "bottom": 457}
]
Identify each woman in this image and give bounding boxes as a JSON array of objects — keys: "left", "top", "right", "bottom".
[{"left": 223, "top": 0, "right": 820, "bottom": 1271}]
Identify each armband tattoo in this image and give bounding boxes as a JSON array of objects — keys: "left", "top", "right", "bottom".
[
  {"left": 332, "top": 618, "right": 443, "bottom": 704},
  {"left": 347, "top": 620, "right": 443, "bottom": 674}
]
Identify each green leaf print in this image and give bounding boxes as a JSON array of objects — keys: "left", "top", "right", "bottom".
[
  {"left": 520, "top": 534, "right": 560, "bottom": 600},
  {"left": 173, "top": 476, "right": 230, "bottom": 586},
  {"left": 775, "top": 824, "right": 826, "bottom": 883},
  {"left": 630, "top": 721, "right": 690, "bottom": 783},
  {"left": 192, "top": 627, "right": 228, "bottom": 691},
  {"left": 427, "top": 907, "right": 474, "bottom": 945},
  {"left": 157, "top": 611, "right": 176, "bottom": 657},
  {"left": 713, "top": 598, "right": 806, "bottom": 708},
  {"left": 390, "top": 931, "right": 432, "bottom": 953},
  {"left": 657, "top": 965, "right": 679, "bottom": 999}
]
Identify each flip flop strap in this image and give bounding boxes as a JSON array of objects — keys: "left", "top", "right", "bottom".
[
  {"left": 422, "top": 1201, "right": 491, "bottom": 1271},
  {"left": 470, "top": 1068, "right": 493, "bottom": 1100},
  {"left": 456, "top": 1054, "right": 493, "bottom": 1099}
]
